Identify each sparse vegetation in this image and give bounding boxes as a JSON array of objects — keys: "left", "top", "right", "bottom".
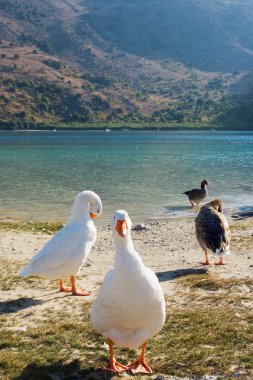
[
  {"left": 0, "top": 218, "right": 252, "bottom": 379},
  {"left": 0, "top": 0, "right": 252, "bottom": 128},
  {"left": 0, "top": 273, "right": 252, "bottom": 379},
  {"left": 0, "top": 220, "right": 63, "bottom": 233},
  {"left": 42, "top": 59, "right": 63, "bottom": 70}
]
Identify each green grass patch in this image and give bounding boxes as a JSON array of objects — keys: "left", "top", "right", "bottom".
[
  {"left": 0, "top": 221, "right": 64, "bottom": 234},
  {"left": 230, "top": 218, "right": 253, "bottom": 231},
  {"left": 175, "top": 273, "right": 253, "bottom": 312},
  {"left": 0, "top": 257, "right": 55, "bottom": 291},
  {"left": 178, "top": 273, "right": 253, "bottom": 291},
  {"left": 151, "top": 306, "right": 253, "bottom": 377},
  {"left": 0, "top": 300, "right": 252, "bottom": 379},
  {"left": 0, "top": 259, "right": 25, "bottom": 291},
  {"left": 0, "top": 307, "right": 113, "bottom": 379}
]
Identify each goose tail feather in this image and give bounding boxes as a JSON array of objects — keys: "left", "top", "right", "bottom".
[
  {"left": 215, "top": 247, "right": 231, "bottom": 256},
  {"left": 19, "top": 265, "right": 33, "bottom": 277}
]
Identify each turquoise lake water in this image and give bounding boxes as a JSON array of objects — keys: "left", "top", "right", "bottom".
[{"left": 0, "top": 130, "right": 252, "bottom": 224}]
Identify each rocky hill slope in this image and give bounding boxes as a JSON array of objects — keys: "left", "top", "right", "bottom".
[
  {"left": 0, "top": 0, "right": 252, "bottom": 128},
  {"left": 85, "top": 0, "right": 253, "bottom": 72}
]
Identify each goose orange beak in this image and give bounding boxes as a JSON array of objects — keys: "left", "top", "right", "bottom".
[
  {"left": 90, "top": 213, "right": 97, "bottom": 219},
  {"left": 116, "top": 219, "right": 128, "bottom": 237}
]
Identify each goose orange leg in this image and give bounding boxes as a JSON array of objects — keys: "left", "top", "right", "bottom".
[
  {"left": 70, "top": 276, "right": 91, "bottom": 296},
  {"left": 127, "top": 341, "right": 152, "bottom": 374},
  {"left": 214, "top": 256, "right": 226, "bottom": 265},
  {"left": 201, "top": 250, "right": 210, "bottom": 265},
  {"left": 59, "top": 279, "right": 71, "bottom": 292},
  {"left": 103, "top": 339, "right": 127, "bottom": 373}
]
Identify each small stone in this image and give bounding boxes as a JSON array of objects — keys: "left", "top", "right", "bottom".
[
  {"left": 152, "top": 376, "right": 165, "bottom": 380},
  {"left": 233, "top": 371, "right": 246, "bottom": 378},
  {"left": 11, "top": 326, "right": 27, "bottom": 331},
  {"left": 132, "top": 223, "right": 151, "bottom": 231},
  {"left": 200, "top": 344, "right": 214, "bottom": 349},
  {"left": 229, "top": 364, "right": 238, "bottom": 372}
]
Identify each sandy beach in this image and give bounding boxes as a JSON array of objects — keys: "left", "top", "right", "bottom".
[{"left": 0, "top": 215, "right": 253, "bottom": 379}]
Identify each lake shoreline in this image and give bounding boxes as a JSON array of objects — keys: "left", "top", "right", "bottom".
[
  {"left": 1, "top": 121, "right": 253, "bottom": 131},
  {"left": 1, "top": 214, "right": 252, "bottom": 327},
  {"left": 1, "top": 214, "right": 252, "bottom": 285},
  {"left": 1, "top": 202, "right": 252, "bottom": 229}
]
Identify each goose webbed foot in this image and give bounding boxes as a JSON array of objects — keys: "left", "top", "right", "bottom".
[
  {"left": 214, "top": 257, "right": 226, "bottom": 265},
  {"left": 70, "top": 276, "right": 91, "bottom": 296},
  {"left": 127, "top": 359, "right": 152, "bottom": 374},
  {"left": 200, "top": 260, "right": 211, "bottom": 265},
  {"left": 103, "top": 358, "right": 127, "bottom": 373},
  {"left": 59, "top": 279, "right": 71, "bottom": 292},
  {"left": 200, "top": 250, "right": 211, "bottom": 265},
  {"left": 127, "top": 341, "right": 152, "bottom": 374},
  {"left": 103, "top": 339, "right": 127, "bottom": 373}
]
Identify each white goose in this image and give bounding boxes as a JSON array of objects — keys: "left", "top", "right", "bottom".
[
  {"left": 90, "top": 210, "right": 166, "bottom": 374},
  {"left": 19, "top": 190, "right": 102, "bottom": 296}
]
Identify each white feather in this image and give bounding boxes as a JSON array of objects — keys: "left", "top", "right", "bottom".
[
  {"left": 215, "top": 247, "right": 231, "bottom": 256},
  {"left": 19, "top": 191, "right": 101, "bottom": 280},
  {"left": 90, "top": 210, "right": 166, "bottom": 350}
]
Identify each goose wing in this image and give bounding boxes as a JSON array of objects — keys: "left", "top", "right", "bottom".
[
  {"left": 183, "top": 188, "right": 199, "bottom": 196},
  {"left": 195, "top": 209, "right": 230, "bottom": 252},
  {"left": 20, "top": 223, "right": 87, "bottom": 275}
]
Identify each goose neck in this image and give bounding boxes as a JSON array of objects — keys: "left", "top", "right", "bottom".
[{"left": 69, "top": 199, "right": 90, "bottom": 224}]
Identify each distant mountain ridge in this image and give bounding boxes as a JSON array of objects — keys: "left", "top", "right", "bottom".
[
  {"left": 0, "top": 0, "right": 252, "bottom": 128},
  {"left": 84, "top": 0, "right": 253, "bottom": 72}
]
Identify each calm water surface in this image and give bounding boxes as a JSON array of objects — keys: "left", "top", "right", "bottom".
[{"left": 0, "top": 130, "right": 252, "bottom": 224}]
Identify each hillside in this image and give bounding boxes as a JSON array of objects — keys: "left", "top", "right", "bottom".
[
  {"left": 0, "top": 0, "right": 252, "bottom": 128},
  {"left": 85, "top": 0, "right": 253, "bottom": 72}
]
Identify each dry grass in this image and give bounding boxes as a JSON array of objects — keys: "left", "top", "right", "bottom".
[
  {"left": 0, "top": 306, "right": 252, "bottom": 379},
  {"left": 0, "top": 221, "right": 64, "bottom": 234},
  {"left": 230, "top": 218, "right": 253, "bottom": 231},
  {"left": 179, "top": 273, "right": 253, "bottom": 291},
  {"left": 0, "top": 218, "right": 252, "bottom": 379},
  {"left": 0, "top": 257, "right": 55, "bottom": 292},
  {"left": 0, "top": 273, "right": 252, "bottom": 379}
]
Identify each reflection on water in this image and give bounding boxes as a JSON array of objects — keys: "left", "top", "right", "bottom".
[
  {"left": 0, "top": 131, "right": 252, "bottom": 224},
  {"left": 165, "top": 205, "right": 192, "bottom": 213}
]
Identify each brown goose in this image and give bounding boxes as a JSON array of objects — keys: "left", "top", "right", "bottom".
[
  {"left": 195, "top": 199, "right": 231, "bottom": 265},
  {"left": 183, "top": 179, "right": 209, "bottom": 207}
]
